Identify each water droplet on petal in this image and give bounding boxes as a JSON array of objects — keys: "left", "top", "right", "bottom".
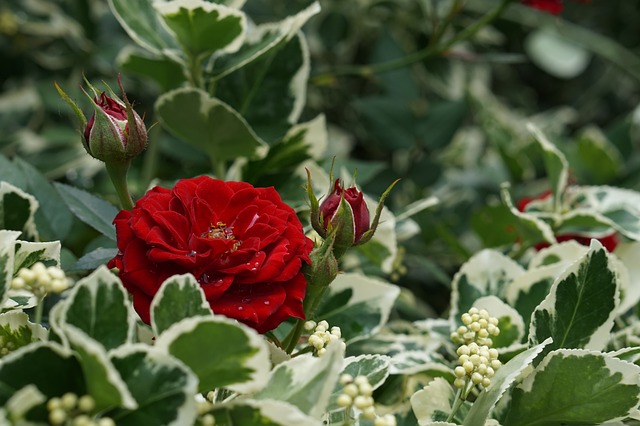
[
  {"left": 263, "top": 300, "right": 270, "bottom": 305},
  {"left": 201, "top": 273, "right": 210, "bottom": 283},
  {"left": 238, "top": 306, "right": 244, "bottom": 311},
  {"left": 241, "top": 298, "right": 251, "bottom": 303},
  {"left": 187, "top": 250, "right": 197, "bottom": 257}
]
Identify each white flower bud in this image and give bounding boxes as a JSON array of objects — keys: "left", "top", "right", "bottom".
[
  {"left": 304, "top": 321, "right": 316, "bottom": 331},
  {"left": 469, "top": 322, "right": 481, "bottom": 332},
  {"left": 489, "top": 348, "right": 499, "bottom": 359},
  {"left": 482, "top": 377, "right": 491, "bottom": 388},
  {"left": 359, "top": 382, "right": 373, "bottom": 396},
  {"left": 362, "top": 406, "right": 376, "bottom": 420},
  {"left": 47, "top": 397, "right": 61, "bottom": 411},
  {"left": 201, "top": 414, "right": 216, "bottom": 426},
  {"left": 78, "top": 395, "right": 95, "bottom": 413},
  {"left": 317, "top": 347, "right": 327, "bottom": 357},
  {"left": 491, "top": 359, "right": 502, "bottom": 370},
  {"left": 343, "top": 383, "right": 359, "bottom": 398},
  {"left": 463, "top": 361, "right": 474, "bottom": 373},
  {"left": 469, "top": 354, "right": 480, "bottom": 365},
  {"left": 11, "top": 277, "right": 26, "bottom": 290},
  {"left": 317, "top": 320, "right": 329, "bottom": 331},
  {"left": 459, "top": 354, "right": 469, "bottom": 364},
  {"left": 454, "top": 366, "right": 466, "bottom": 378},
  {"left": 354, "top": 395, "right": 370, "bottom": 409},
  {"left": 453, "top": 377, "right": 466, "bottom": 389},
  {"left": 471, "top": 372, "right": 483, "bottom": 384},
  {"left": 457, "top": 345, "right": 470, "bottom": 356},
  {"left": 308, "top": 335, "right": 324, "bottom": 350},
  {"left": 61, "top": 392, "right": 78, "bottom": 410},
  {"left": 73, "top": 414, "right": 92, "bottom": 426},
  {"left": 468, "top": 307, "right": 479, "bottom": 315},
  {"left": 18, "top": 268, "right": 36, "bottom": 282},
  {"left": 49, "top": 408, "right": 67, "bottom": 425},
  {"left": 97, "top": 418, "right": 116, "bottom": 426},
  {"left": 340, "top": 374, "right": 353, "bottom": 385},
  {"left": 461, "top": 313, "right": 472, "bottom": 325},
  {"left": 337, "top": 394, "right": 353, "bottom": 407},
  {"left": 486, "top": 367, "right": 495, "bottom": 377}
]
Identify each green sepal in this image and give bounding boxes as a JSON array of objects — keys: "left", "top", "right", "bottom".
[
  {"left": 54, "top": 82, "right": 87, "bottom": 129},
  {"left": 357, "top": 179, "right": 400, "bottom": 245},
  {"left": 305, "top": 168, "right": 324, "bottom": 238}
]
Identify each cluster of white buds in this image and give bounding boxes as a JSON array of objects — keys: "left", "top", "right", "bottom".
[
  {"left": 336, "top": 374, "right": 396, "bottom": 426},
  {"left": 47, "top": 393, "right": 114, "bottom": 426},
  {"left": 0, "top": 336, "right": 17, "bottom": 357},
  {"left": 304, "top": 320, "right": 345, "bottom": 356},
  {"left": 451, "top": 307, "right": 500, "bottom": 347},
  {"left": 11, "top": 262, "right": 71, "bottom": 297},
  {"left": 196, "top": 395, "right": 215, "bottom": 426},
  {"left": 451, "top": 307, "right": 502, "bottom": 391}
]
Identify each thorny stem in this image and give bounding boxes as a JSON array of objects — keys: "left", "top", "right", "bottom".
[{"left": 311, "top": 0, "right": 515, "bottom": 81}]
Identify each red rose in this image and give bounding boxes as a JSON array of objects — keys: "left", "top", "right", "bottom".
[
  {"left": 518, "top": 190, "right": 618, "bottom": 252},
  {"left": 108, "top": 176, "right": 314, "bottom": 333},
  {"left": 521, "top": 0, "right": 591, "bottom": 15}
]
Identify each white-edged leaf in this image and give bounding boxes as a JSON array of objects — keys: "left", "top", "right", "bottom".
[
  {"left": 109, "top": 344, "right": 198, "bottom": 426},
  {"left": 317, "top": 272, "right": 400, "bottom": 343},
  {"left": 327, "top": 354, "right": 390, "bottom": 411},
  {"left": 503, "top": 349, "right": 640, "bottom": 425},
  {"left": 254, "top": 340, "right": 344, "bottom": 418},
  {"left": 0, "top": 231, "right": 21, "bottom": 307},
  {"left": 527, "top": 123, "right": 569, "bottom": 212},
  {"left": 411, "top": 377, "right": 456, "bottom": 425},
  {"left": 500, "top": 183, "right": 556, "bottom": 247},
  {"left": 0, "top": 311, "right": 47, "bottom": 354},
  {"left": 64, "top": 324, "right": 137, "bottom": 410},
  {"left": 463, "top": 337, "right": 552, "bottom": 426},
  {"left": 13, "top": 240, "right": 61, "bottom": 272},
  {"left": 155, "top": 315, "right": 270, "bottom": 393},
  {"left": 60, "top": 266, "right": 135, "bottom": 350},
  {"left": 0, "top": 181, "right": 39, "bottom": 241},
  {"left": 450, "top": 249, "right": 525, "bottom": 328},
  {"left": 151, "top": 273, "right": 212, "bottom": 336},
  {"left": 472, "top": 296, "right": 525, "bottom": 351},
  {"left": 529, "top": 240, "right": 620, "bottom": 355},
  {"left": 4, "top": 384, "right": 46, "bottom": 420},
  {"left": 210, "top": 399, "right": 322, "bottom": 426},
  {"left": 527, "top": 240, "right": 589, "bottom": 270},
  {"left": 614, "top": 242, "right": 640, "bottom": 314}
]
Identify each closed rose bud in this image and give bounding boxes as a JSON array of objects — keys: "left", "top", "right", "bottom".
[
  {"left": 56, "top": 76, "right": 147, "bottom": 165},
  {"left": 320, "top": 179, "right": 370, "bottom": 244}
]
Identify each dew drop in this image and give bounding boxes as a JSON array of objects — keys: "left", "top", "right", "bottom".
[
  {"left": 201, "top": 273, "right": 210, "bottom": 284},
  {"left": 263, "top": 300, "right": 270, "bottom": 305},
  {"left": 238, "top": 306, "right": 244, "bottom": 311},
  {"left": 187, "top": 250, "right": 197, "bottom": 257}
]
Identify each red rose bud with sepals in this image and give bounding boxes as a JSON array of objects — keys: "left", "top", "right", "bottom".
[
  {"left": 55, "top": 77, "right": 147, "bottom": 164},
  {"left": 108, "top": 176, "right": 314, "bottom": 333},
  {"left": 518, "top": 190, "right": 618, "bottom": 252},
  {"left": 320, "top": 179, "right": 371, "bottom": 244}
]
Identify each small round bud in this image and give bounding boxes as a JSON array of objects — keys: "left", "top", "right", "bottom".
[
  {"left": 359, "top": 382, "right": 373, "bottom": 396},
  {"left": 454, "top": 366, "right": 466, "bottom": 378},
  {"left": 354, "top": 395, "right": 370, "bottom": 409},
  {"left": 61, "top": 392, "right": 78, "bottom": 410},
  {"left": 457, "top": 345, "right": 470, "bottom": 357},
  {"left": 453, "top": 378, "right": 466, "bottom": 389},
  {"left": 461, "top": 313, "right": 472, "bottom": 325},
  {"left": 201, "top": 414, "right": 216, "bottom": 426},
  {"left": 317, "top": 347, "right": 327, "bottom": 357},
  {"left": 304, "top": 321, "right": 316, "bottom": 331},
  {"left": 72, "top": 415, "right": 92, "bottom": 426},
  {"left": 362, "top": 406, "right": 376, "bottom": 420},
  {"left": 78, "top": 395, "right": 95, "bottom": 413},
  {"left": 469, "top": 322, "right": 481, "bottom": 332},
  {"left": 97, "top": 418, "right": 116, "bottom": 426},
  {"left": 459, "top": 354, "right": 469, "bottom": 364},
  {"left": 469, "top": 307, "right": 479, "bottom": 315},
  {"left": 471, "top": 372, "right": 483, "bottom": 384},
  {"left": 486, "top": 367, "right": 495, "bottom": 377},
  {"left": 49, "top": 408, "right": 67, "bottom": 425},
  {"left": 482, "top": 377, "right": 491, "bottom": 388},
  {"left": 457, "top": 326, "right": 467, "bottom": 335},
  {"left": 463, "top": 361, "right": 474, "bottom": 373},
  {"left": 343, "top": 383, "right": 359, "bottom": 398},
  {"left": 47, "top": 397, "right": 62, "bottom": 411},
  {"left": 11, "top": 277, "right": 26, "bottom": 290},
  {"left": 317, "top": 320, "right": 329, "bottom": 331},
  {"left": 336, "top": 394, "right": 353, "bottom": 407},
  {"left": 469, "top": 354, "right": 480, "bottom": 365},
  {"left": 339, "top": 374, "right": 353, "bottom": 385}
]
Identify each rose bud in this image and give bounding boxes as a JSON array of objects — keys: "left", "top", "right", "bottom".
[
  {"left": 306, "top": 169, "right": 398, "bottom": 259},
  {"left": 55, "top": 76, "right": 147, "bottom": 164},
  {"left": 320, "top": 179, "right": 371, "bottom": 245}
]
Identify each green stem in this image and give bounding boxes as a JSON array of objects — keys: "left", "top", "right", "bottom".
[
  {"left": 105, "top": 161, "right": 135, "bottom": 210},
  {"left": 34, "top": 295, "right": 45, "bottom": 325},
  {"left": 213, "top": 158, "right": 227, "bottom": 180},
  {"left": 447, "top": 381, "right": 469, "bottom": 422},
  {"left": 311, "top": 0, "right": 515, "bottom": 81},
  {"left": 283, "top": 318, "right": 306, "bottom": 354},
  {"left": 188, "top": 53, "right": 204, "bottom": 89}
]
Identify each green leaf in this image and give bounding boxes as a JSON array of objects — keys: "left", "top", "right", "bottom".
[
  {"left": 0, "top": 231, "right": 21, "bottom": 307},
  {"left": 209, "top": 399, "right": 322, "bottom": 426},
  {"left": 215, "top": 33, "right": 310, "bottom": 143},
  {"left": 527, "top": 123, "right": 569, "bottom": 213},
  {"left": 155, "top": 316, "right": 270, "bottom": 393},
  {"left": 327, "top": 355, "right": 390, "bottom": 411},
  {"left": 71, "top": 248, "right": 118, "bottom": 272},
  {"left": 4, "top": 385, "right": 46, "bottom": 421},
  {"left": 500, "top": 184, "right": 556, "bottom": 247},
  {"left": 117, "top": 46, "right": 186, "bottom": 92},
  {"left": 13, "top": 157, "right": 73, "bottom": 242},
  {"left": 156, "top": 1, "right": 245, "bottom": 58},
  {"left": 0, "top": 182, "right": 38, "bottom": 241},
  {"left": 13, "top": 240, "right": 61, "bottom": 272},
  {"left": 613, "top": 242, "right": 640, "bottom": 314},
  {"left": 150, "top": 273, "right": 212, "bottom": 336},
  {"left": 254, "top": 341, "right": 343, "bottom": 418},
  {"left": 571, "top": 126, "right": 623, "bottom": 184},
  {"left": 108, "top": 0, "right": 179, "bottom": 55},
  {"left": 503, "top": 349, "right": 640, "bottom": 426},
  {"left": 463, "top": 338, "right": 552, "bottom": 426},
  {"left": 449, "top": 249, "right": 524, "bottom": 328},
  {"left": 64, "top": 325, "right": 137, "bottom": 411},
  {"left": 60, "top": 266, "right": 134, "bottom": 350},
  {"left": 316, "top": 272, "right": 400, "bottom": 343},
  {"left": 109, "top": 345, "right": 198, "bottom": 426},
  {"left": 0, "top": 311, "right": 47, "bottom": 358},
  {"left": 211, "top": 2, "right": 319, "bottom": 80},
  {"left": 54, "top": 182, "right": 119, "bottom": 241},
  {"left": 524, "top": 27, "right": 590, "bottom": 79},
  {"left": 0, "top": 342, "right": 85, "bottom": 406},
  {"left": 529, "top": 240, "right": 620, "bottom": 356},
  {"left": 155, "top": 87, "right": 268, "bottom": 164}
]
